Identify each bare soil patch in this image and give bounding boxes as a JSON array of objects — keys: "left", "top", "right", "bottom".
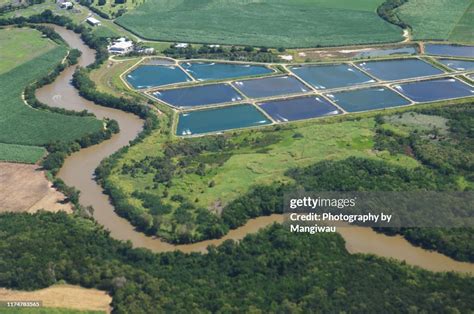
[
  {"left": 0, "top": 284, "right": 112, "bottom": 313},
  {"left": 0, "top": 162, "right": 72, "bottom": 213}
]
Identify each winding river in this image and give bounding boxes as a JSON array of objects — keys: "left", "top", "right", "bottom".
[{"left": 35, "top": 26, "right": 474, "bottom": 274}]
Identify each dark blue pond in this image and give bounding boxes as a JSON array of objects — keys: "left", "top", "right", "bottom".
[
  {"left": 177, "top": 104, "right": 271, "bottom": 135},
  {"left": 180, "top": 62, "right": 273, "bottom": 81},
  {"left": 153, "top": 83, "right": 243, "bottom": 108},
  {"left": 354, "top": 46, "right": 417, "bottom": 58},
  {"left": 393, "top": 78, "right": 474, "bottom": 102},
  {"left": 327, "top": 87, "right": 411, "bottom": 112},
  {"left": 437, "top": 59, "right": 474, "bottom": 71},
  {"left": 290, "top": 64, "right": 374, "bottom": 90},
  {"left": 126, "top": 65, "right": 191, "bottom": 89},
  {"left": 356, "top": 59, "right": 444, "bottom": 81},
  {"left": 232, "top": 76, "right": 309, "bottom": 98},
  {"left": 258, "top": 96, "right": 340, "bottom": 122},
  {"left": 425, "top": 44, "right": 474, "bottom": 58}
]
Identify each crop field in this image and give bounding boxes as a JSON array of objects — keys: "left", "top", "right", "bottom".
[
  {"left": 0, "top": 28, "right": 57, "bottom": 75},
  {"left": 0, "top": 143, "right": 45, "bottom": 164},
  {"left": 396, "top": 0, "right": 474, "bottom": 43},
  {"left": 0, "top": 28, "right": 103, "bottom": 151},
  {"left": 115, "top": 0, "right": 404, "bottom": 48}
]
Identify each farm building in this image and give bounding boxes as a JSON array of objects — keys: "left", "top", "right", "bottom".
[
  {"left": 86, "top": 17, "right": 101, "bottom": 26},
  {"left": 108, "top": 38, "right": 134, "bottom": 54}
]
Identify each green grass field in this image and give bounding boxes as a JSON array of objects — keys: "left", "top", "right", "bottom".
[
  {"left": 115, "top": 0, "right": 404, "bottom": 48},
  {"left": 0, "top": 28, "right": 57, "bottom": 75},
  {"left": 108, "top": 114, "right": 420, "bottom": 224},
  {"left": 396, "top": 0, "right": 474, "bottom": 43},
  {"left": 0, "top": 143, "right": 46, "bottom": 164},
  {"left": 0, "top": 28, "right": 103, "bottom": 157}
]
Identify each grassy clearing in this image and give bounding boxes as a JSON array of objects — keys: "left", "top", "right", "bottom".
[
  {"left": 1, "top": 0, "right": 88, "bottom": 23},
  {"left": 0, "top": 28, "right": 103, "bottom": 148},
  {"left": 0, "top": 28, "right": 56, "bottom": 75},
  {"left": 0, "top": 143, "right": 46, "bottom": 163},
  {"left": 396, "top": 0, "right": 474, "bottom": 42},
  {"left": 108, "top": 115, "right": 419, "bottom": 216},
  {"left": 89, "top": 58, "right": 139, "bottom": 97},
  {"left": 115, "top": 0, "right": 403, "bottom": 48},
  {"left": 90, "top": 0, "right": 145, "bottom": 18}
]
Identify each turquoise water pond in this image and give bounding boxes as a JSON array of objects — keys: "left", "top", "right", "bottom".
[
  {"left": 290, "top": 64, "right": 374, "bottom": 90},
  {"left": 177, "top": 104, "right": 271, "bottom": 135},
  {"left": 327, "top": 87, "right": 411, "bottom": 112},
  {"left": 437, "top": 59, "right": 474, "bottom": 71},
  {"left": 181, "top": 62, "right": 273, "bottom": 81},
  {"left": 356, "top": 59, "right": 444, "bottom": 81},
  {"left": 126, "top": 65, "right": 191, "bottom": 89}
]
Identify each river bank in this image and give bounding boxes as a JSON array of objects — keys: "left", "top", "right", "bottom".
[{"left": 34, "top": 25, "right": 474, "bottom": 275}]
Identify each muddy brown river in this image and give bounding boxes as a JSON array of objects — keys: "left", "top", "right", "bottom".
[{"left": 35, "top": 26, "right": 474, "bottom": 274}]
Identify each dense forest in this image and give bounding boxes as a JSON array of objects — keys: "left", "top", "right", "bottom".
[{"left": 1, "top": 212, "right": 473, "bottom": 313}]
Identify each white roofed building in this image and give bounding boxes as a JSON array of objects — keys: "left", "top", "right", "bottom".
[
  {"left": 108, "top": 38, "right": 134, "bottom": 55},
  {"left": 86, "top": 17, "right": 101, "bottom": 26}
]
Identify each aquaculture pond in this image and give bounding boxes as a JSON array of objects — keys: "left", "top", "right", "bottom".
[
  {"left": 354, "top": 46, "right": 417, "bottom": 58},
  {"left": 125, "top": 65, "right": 191, "bottom": 89},
  {"left": 393, "top": 78, "right": 474, "bottom": 102},
  {"left": 232, "top": 76, "right": 309, "bottom": 98},
  {"left": 290, "top": 64, "right": 374, "bottom": 90},
  {"left": 180, "top": 62, "right": 273, "bottom": 81},
  {"left": 356, "top": 59, "right": 444, "bottom": 81},
  {"left": 176, "top": 104, "right": 271, "bottom": 135},
  {"left": 152, "top": 83, "right": 243, "bottom": 108},
  {"left": 424, "top": 44, "right": 474, "bottom": 58},
  {"left": 437, "top": 59, "right": 474, "bottom": 71},
  {"left": 327, "top": 87, "right": 411, "bottom": 112},
  {"left": 258, "top": 96, "right": 340, "bottom": 122}
]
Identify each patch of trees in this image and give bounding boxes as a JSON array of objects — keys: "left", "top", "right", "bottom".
[
  {"left": 377, "top": 0, "right": 409, "bottom": 29},
  {"left": 365, "top": 104, "right": 474, "bottom": 261},
  {"left": 1, "top": 212, "right": 474, "bottom": 312},
  {"left": 0, "top": 0, "right": 45, "bottom": 14},
  {"left": 163, "top": 44, "right": 280, "bottom": 63}
]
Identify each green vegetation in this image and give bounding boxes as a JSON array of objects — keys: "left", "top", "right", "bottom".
[
  {"left": 115, "top": 0, "right": 403, "bottom": 48},
  {"left": 0, "top": 27, "right": 56, "bottom": 75},
  {"left": 0, "top": 143, "right": 45, "bottom": 164},
  {"left": 99, "top": 100, "right": 474, "bottom": 255},
  {"left": 0, "top": 27, "right": 104, "bottom": 164},
  {"left": 396, "top": 0, "right": 474, "bottom": 42},
  {"left": 1, "top": 212, "right": 474, "bottom": 312},
  {"left": 85, "top": 0, "right": 145, "bottom": 19}
]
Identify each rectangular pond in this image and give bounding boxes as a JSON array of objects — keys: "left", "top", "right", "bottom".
[
  {"left": 354, "top": 46, "right": 417, "bottom": 58},
  {"left": 290, "top": 64, "right": 375, "bottom": 90},
  {"left": 326, "top": 87, "right": 411, "bottom": 113},
  {"left": 176, "top": 104, "right": 271, "bottom": 135},
  {"left": 258, "top": 96, "right": 341, "bottom": 122},
  {"left": 424, "top": 44, "right": 474, "bottom": 58},
  {"left": 232, "top": 76, "right": 309, "bottom": 98},
  {"left": 437, "top": 59, "right": 474, "bottom": 71},
  {"left": 125, "top": 65, "right": 192, "bottom": 89},
  {"left": 152, "top": 83, "right": 243, "bottom": 108},
  {"left": 393, "top": 78, "right": 474, "bottom": 102},
  {"left": 180, "top": 62, "right": 274, "bottom": 81},
  {"left": 356, "top": 59, "right": 444, "bottom": 81}
]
